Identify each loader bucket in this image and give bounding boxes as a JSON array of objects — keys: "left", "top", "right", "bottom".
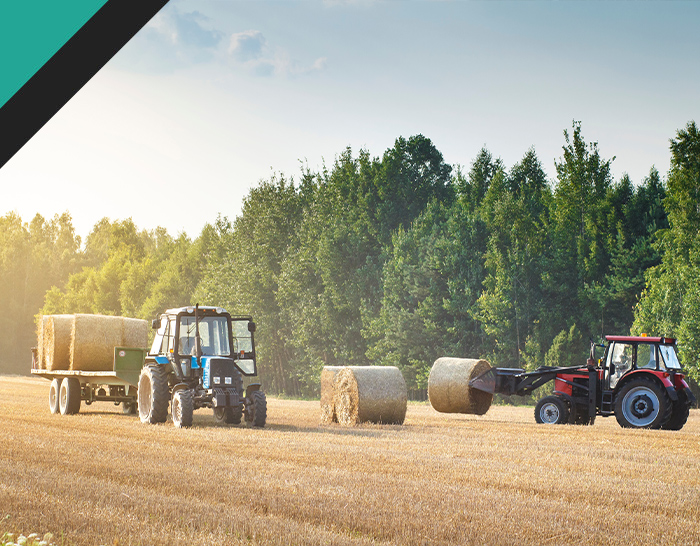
[
  {"left": 469, "top": 367, "right": 526, "bottom": 396},
  {"left": 469, "top": 368, "right": 497, "bottom": 394}
]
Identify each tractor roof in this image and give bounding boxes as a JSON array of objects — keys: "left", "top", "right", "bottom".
[
  {"left": 605, "top": 335, "right": 676, "bottom": 344},
  {"left": 164, "top": 306, "right": 229, "bottom": 315}
]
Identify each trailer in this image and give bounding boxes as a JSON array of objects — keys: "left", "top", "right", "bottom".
[{"left": 31, "top": 346, "right": 146, "bottom": 415}]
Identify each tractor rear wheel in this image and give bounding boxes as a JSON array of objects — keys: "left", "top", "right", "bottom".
[
  {"left": 535, "top": 396, "right": 569, "bottom": 424},
  {"left": 615, "top": 376, "right": 672, "bottom": 429},
  {"left": 662, "top": 393, "right": 690, "bottom": 431},
  {"left": 245, "top": 390, "right": 267, "bottom": 428},
  {"left": 171, "top": 389, "right": 194, "bottom": 428},
  {"left": 214, "top": 405, "right": 243, "bottom": 425},
  {"left": 49, "top": 378, "right": 62, "bottom": 414},
  {"left": 59, "top": 377, "right": 81, "bottom": 415},
  {"left": 138, "top": 366, "right": 169, "bottom": 424}
]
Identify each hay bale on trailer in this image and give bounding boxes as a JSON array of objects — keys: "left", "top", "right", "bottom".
[
  {"left": 334, "top": 366, "right": 407, "bottom": 426},
  {"left": 70, "top": 314, "right": 125, "bottom": 371},
  {"left": 36, "top": 315, "right": 49, "bottom": 370},
  {"left": 320, "top": 366, "right": 344, "bottom": 424},
  {"left": 122, "top": 317, "right": 149, "bottom": 349},
  {"left": 428, "top": 357, "right": 493, "bottom": 415},
  {"left": 44, "top": 315, "right": 73, "bottom": 371}
]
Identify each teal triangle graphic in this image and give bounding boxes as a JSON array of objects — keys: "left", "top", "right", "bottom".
[{"left": 0, "top": 0, "right": 108, "bottom": 108}]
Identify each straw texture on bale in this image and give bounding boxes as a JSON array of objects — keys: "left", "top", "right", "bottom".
[
  {"left": 70, "top": 315, "right": 147, "bottom": 372},
  {"left": 36, "top": 315, "right": 49, "bottom": 370},
  {"left": 44, "top": 315, "right": 73, "bottom": 371},
  {"left": 334, "top": 366, "right": 407, "bottom": 426},
  {"left": 428, "top": 357, "right": 493, "bottom": 415},
  {"left": 122, "top": 317, "right": 149, "bottom": 350},
  {"left": 320, "top": 366, "right": 344, "bottom": 424}
]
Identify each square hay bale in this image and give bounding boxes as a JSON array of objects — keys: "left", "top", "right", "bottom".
[
  {"left": 44, "top": 315, "right": 73, "bottom": 371},
  {"left": 333, "top": 366, "right": 407, "bottom": 426},
  {"left": 427, "top": 357, "right": 493, "bottom": 415}
]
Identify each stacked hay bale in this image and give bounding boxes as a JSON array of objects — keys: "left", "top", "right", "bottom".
[
  {"left": 44, "top": 315, "right": 73, "bottom": 371},
  {"left": 35, "top": 315, "right": 49, "bottom": 369},
  {"left": 70, "top": 314, "right": 148, "bottom": 371},
  {"left": 36, "top": 314, "right": 149, "bottom": 372},
  {"left": 320, "top": 366, "right": 344, "bottom": 424},
  {"left": 331, "top": 366, "right": 407, "bottom": 426},
  {"left": 428, "top": 357, "right": 493, "bottom": 415}
]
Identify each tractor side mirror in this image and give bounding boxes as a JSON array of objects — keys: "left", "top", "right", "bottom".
[
  {"left": 609, "top": 363, "right": 616, "bottom": 376},
  {"left": 151, "top": 319, "right": 159, "bottom": 330},
  {"left": 248, "top": 321, "right": 256, "bottom": 333}
]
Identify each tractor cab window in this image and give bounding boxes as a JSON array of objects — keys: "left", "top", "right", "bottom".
[
  {"left": 150, "top": 317, "right": 175, "bottom": 356},
  {"left": 607, "top": 342, "right": 634, "bottom": 389},
  {"left": 659, "top": 345, "right": 682, "bottom": 371},
  {"left": 179, "top": 315, "right": 231, "bottom": 357},
  {"left": 232, "top": 320, "right": 255, "bottom": 375},
  {"left": 636, "top": 343, "right": 656, "bottom": 369}
]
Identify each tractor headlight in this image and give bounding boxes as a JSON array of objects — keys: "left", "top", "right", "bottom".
[
  {"left": 214, "top": 376, "right": 221, "bottom": 385},
  {"left": 225, "top": 377, "right": 232, "bottom": 385}
]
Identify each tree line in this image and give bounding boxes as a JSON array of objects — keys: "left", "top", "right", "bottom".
[{"left": 2, "top": 121, "right": 698, "bottom": 397}]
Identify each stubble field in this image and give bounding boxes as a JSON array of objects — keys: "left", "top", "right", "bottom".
[{"left": 1, "top": 376, "right": 700, "bottom": 546}]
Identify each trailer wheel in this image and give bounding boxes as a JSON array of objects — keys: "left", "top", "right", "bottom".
[
  {"left": 245, "top": 390, "right": 267, "bottom": 428},
  {"left": 138, "top": 366, "right": 169, "bottom": 424},
  {"left": 615, "top": 376, "right": 672, "bottom": 429},
  {"left": 171, "top": 389, "right": 194, "bottom": 428},
  {"left": 214, "top": 405, "right": 243, "bottom": 425},
  {"left": 535, "top": 396, "right": 569, "bottom": 424},
  {"left": 49, "top": 378, "right": 62, "bottom": 414},
  {"left": 59, "top": 377, "right": 81, "bottom": 415},
  {"left": 662, "top": 393, "right": 690, "bottom": 431}
]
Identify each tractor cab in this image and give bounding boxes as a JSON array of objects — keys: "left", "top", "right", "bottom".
[{"left": 140, "top": 305, "right": 267, "bottom": 428}]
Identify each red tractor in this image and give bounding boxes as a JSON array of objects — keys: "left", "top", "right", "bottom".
[{"left": 470, "top": 335, "right": 696, "bottom": 430}]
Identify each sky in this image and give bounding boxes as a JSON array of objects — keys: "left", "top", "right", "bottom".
[{"left": 1, "top": 0, "right": 699, "bottom": 240}]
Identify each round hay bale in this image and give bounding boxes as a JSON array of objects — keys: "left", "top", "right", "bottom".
[
  {"left": 70, "top": 314, "right": 124, "bottom": 371},
  {"left": 428, "top": 357, "right": 493, "bottom": 415},
  {"left": 334, "top": 366, "right": 407, "bottom": 426},
  {"left": 36, "top": 315, "right": 49, "bottom": 370},
  {"left": 320, "top": 366, "right": 344, "bottom": 424},
  {"left": 45, "top": 315, "right": 73, "bottom": 371},
  {"left": 122, "top": 317, "right": 149, "bottom": 349}
]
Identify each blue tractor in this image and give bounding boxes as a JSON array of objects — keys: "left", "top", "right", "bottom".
[{"left": 138, "top": 305, "right": 266, "bottom": 428}]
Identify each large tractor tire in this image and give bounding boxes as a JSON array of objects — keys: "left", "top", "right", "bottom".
[
  {"left": 49, "top": 378, "right": 62, "bottom": 414},
  {"left": 214, "top": 405, "right": 243, "bottom": 425},
  {"left": 59, "top": 377, "right": 81, "bottom": 415},
  {"left": 138, "top": 366, "right": 169, "bottom": 424},
  {"left": 662, "top": 392, "right": 690, "bottom": 431},
  {"left": 535, "top": 395, "right": 569, "bottom": 424},
  {"left": 245, "top": 390, "right": 267, "bottom": 428},
  {"left": 615, "top": 376, "right": 672, "bottom": 429},
  {"left": 171, "top": 389, "right": 194, "bottom": 428}
]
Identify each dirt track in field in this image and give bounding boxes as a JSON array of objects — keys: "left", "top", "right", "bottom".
[{"left": 2, "top": 376, "right": 700, "bottom": 546}]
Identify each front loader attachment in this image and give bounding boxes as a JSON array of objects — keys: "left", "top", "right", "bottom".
[
  {"left": 469, "top": 367, "right": 526, "bottom": 396},
  {"left": 469, "top": 366, "right": 584, "bottom": 397}
]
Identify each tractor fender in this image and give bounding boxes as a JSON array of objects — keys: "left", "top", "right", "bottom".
[
  {"left": 244, "top": 383, "right": 262, "bottom": 398},
  {"left": 614, "top": 370, "right": 678, "bottom": 402},
  {"left": 171, "top": 382, "right": 189, "bottom": 394}
]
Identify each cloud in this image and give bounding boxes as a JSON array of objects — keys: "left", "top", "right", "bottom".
[
  {"left": 148, "top": 10, "right": 223, "bottom": 49},
  {"left": 229, "top": 30, "right": 266, "bottom": 62},
  {"left": 227, "top": 30, "right": 327, "bottom": 78}
]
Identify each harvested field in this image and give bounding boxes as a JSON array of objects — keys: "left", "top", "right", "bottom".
[{"left": 2, "top": 376, "right": 700, "bottom": 546}]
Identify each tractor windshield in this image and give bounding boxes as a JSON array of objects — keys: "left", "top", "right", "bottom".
[
  {"left": 659, "top": 345, "right": 682, "bottom": 371},
  {"left": 231, "top": 319, "right": 255, "bottom": 375},
  {"left": 179, "top": 316, "right": 231, "bottom": 356}
]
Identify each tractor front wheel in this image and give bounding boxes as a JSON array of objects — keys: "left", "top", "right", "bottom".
[
  {"left": 535, "top": 396, "right": 569, "bottom": 424},
  {"left": 214, "top": 405, "right": 243, "bottom": 425},
  {"left": 171, "top": 389, "right": 194, "bottom": 428},
  {"left": 245, "top": 390, "right": 267, "bottom": 428},
  {"left": 615, "top": 376, "right": 672, "bottom": 429},
  {"left": 138, "top": 366, "right": 169, "bottom": 424}
]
